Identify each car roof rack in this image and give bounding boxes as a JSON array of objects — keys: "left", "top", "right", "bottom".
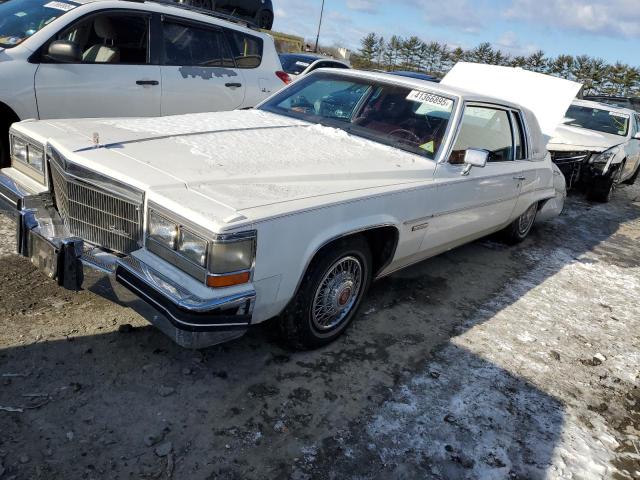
[{"left": 126, "top": 0, "right": 260, "bottom": 29}]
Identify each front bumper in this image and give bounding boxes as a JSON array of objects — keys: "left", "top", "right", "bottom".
[{"left": 0, "top": 172, "right": 255, "bottom": 348}]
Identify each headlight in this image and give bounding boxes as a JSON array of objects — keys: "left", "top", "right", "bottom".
[
  {"left": 148, "top": 210, "right": 179, "bottom": 249},
  {"left": 10, "top": 134, "right": 45, "bottom": 173},
  {"left": 27, "top": 144, "right": 44, "bottom": 172},
  {"left": 177, "top": 229, "right": 207, "bottom": 268},
  {"left": 591, "top": 149, "right": 617, "bottom": 165},
  {"left": 11, "top": 136, "right": 28, "bottom": 163},
  {"left": 147, "top": 207, "right": 256, "bottom": 288}
]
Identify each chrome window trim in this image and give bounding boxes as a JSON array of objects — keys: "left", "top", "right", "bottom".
[{"left": 9, "top": 131, "right": 47, "bottom": 185}]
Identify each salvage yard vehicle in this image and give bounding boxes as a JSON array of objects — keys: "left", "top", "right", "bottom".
[
  {"left": 278, "top": 52, "right": 350, "bottom": 80},
  {"left": 0, "top": 0, "right": 288, "bottom": 167},
  {"left": 0, "top": 68, "right": 568, "bottom": 350},
  {"left": 548, "top": 100, "right": 640, "bottom": 202}
]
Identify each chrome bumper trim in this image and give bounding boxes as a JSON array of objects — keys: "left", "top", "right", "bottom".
[{"left": 0, "top": 171, "right": 254, "bottom": 345}]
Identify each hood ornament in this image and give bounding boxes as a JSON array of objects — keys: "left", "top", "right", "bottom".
[{"left": 92, "top": 132, "right": 100, "bottom": 149}]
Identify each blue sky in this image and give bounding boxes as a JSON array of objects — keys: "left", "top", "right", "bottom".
[{"left": 273, "top": 0, "right": 640, "bottom": 65}]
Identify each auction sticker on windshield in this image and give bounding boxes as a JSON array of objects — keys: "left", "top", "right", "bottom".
[
  {"left": 609, "top": 111, "right": 630, "bottom": 119},
  {"left": 406, "top": 90, "right": 453, "bottom": 109},
  {"left": 44, "top": 1, "right": 75, "bottom": 11}
]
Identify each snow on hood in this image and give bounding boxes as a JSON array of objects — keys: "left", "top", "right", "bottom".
[
  {"left": 40, "top": 110, "right": 433, "bottom": 215},
  {"left": 547, "top": 124, "right": 624, "bottom": 152},
  {"left": 442, "top": 63, "right": 582, "bottom": 140}
]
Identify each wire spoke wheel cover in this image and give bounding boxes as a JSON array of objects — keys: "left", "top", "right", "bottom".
[
  {"left": 517, "top": 203, "right": 537, "bottom": 236},
  {"left": 311, "top": 256, "right": 363, "bottom": 332}
]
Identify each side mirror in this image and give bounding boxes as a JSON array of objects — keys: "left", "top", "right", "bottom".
[
  {"left": 462, "top": 148, "right": 489, "bottom": 176},
  {"left": 46, "top": 40, "right": 81, "bottom": 63}
]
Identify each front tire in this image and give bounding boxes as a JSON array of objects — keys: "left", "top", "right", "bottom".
[
  {"left": 278, "top": 237, "right": 372, "bottom": 350},
  {"left": 623, "top": 164, "right": 640, "bottom": 185},
  {"left": 501, "top": 202, "right": 538, "bottom": 244},
  {"left": 587, "top": 163, "right": 624, "bottom": 203}
]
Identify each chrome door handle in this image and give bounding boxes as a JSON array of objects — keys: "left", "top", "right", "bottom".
[{"left": 513, "top": 176, "right": 526, "bottom": 181}]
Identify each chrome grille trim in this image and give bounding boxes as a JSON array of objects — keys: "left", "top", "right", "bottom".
[{"left": 48, "top": 147, "right": 143, "bottom": 254}]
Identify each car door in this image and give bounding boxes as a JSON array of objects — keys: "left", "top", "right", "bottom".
[
  {"left": 34, "top": 10, "right": 161, "bottom": 119},
  {"left": 427, "top": 104, "right": 525, "bottom": 251},
  {"left": 159, "top": 17, "right": 245, "bottom": 115}
]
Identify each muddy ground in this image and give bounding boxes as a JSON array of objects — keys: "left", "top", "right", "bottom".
[{"left": 0, "top": 185, "right": 639, "bottom": 480}]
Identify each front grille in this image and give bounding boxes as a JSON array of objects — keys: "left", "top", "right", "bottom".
[
  {"left": 50, "top": 161, "right": 142, "bottom": 254},
  {"left": 550, "top": 151, "right": 591, "bottom": 164},
  {"left": 550, "top": 151, "right": 591, "bottom": 189}
]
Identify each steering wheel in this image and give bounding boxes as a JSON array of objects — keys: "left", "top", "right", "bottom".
[{"left": 388, "top": 129, "right": 421, "bottom": 145}]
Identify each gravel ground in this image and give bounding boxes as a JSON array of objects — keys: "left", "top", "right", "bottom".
[{"left": 0, "top": 185, "right": 639, "bottom": 479}]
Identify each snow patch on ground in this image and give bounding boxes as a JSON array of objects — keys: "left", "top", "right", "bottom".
[{"left": 362, "top": 235, "right": 639, "bottom": 478}]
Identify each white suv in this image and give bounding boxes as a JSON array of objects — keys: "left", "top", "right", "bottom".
[{"left": 0, "top": 0, "right": 290, "bottom": 165}]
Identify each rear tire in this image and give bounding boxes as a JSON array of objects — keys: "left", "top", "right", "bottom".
[
  {"left": 278, "top": 236, "right": 372, "bottom": 350},
  {"left": 501, "top": 202, "right": 538, "bottom": 245}
]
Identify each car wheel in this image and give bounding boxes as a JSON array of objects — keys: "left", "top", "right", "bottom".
[
  {"left": 501, "top": 202, "right": 538, "bottom": 244},
  {"left": 587, "top": 163, "right": 624, "bottom": 203},
  {"left": 623, "top": 164, "right": 640, "bottom": 185},
  {"left": 256, "top": 9, "right": 273, "bottom": 30},
  {"left": 278, "top": 236, "right": 372, "bottom": 350}
]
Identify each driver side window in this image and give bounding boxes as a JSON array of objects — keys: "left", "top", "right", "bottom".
[
  {"left": 450, "top": 106, "right": 514, "bottom": 164},
  {"left": 53, "top": 12, "right": 149, "bottom": 64}
]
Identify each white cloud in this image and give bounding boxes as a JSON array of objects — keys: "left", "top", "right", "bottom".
[
  {"left": 400, "top": 0, "right": 494, "bottom": 30},
  {"left": 504, "top": 0, "right": 640, "bottom": 38},
  {"left": 494, "top": 31, "right": 539, "bottom": 56},
  {"left": 346, "top": 0, "right": 379, "bottom": 14}
]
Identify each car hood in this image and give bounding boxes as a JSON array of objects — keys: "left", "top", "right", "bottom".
[
  {"left": 19, "top": 110, "right": 434, "bottom": 229},
  {"left": 547, "top": 124, "right": 624, "bottom": 152},
  {"left": 442, "top": 62, "right": 582, "bottom": 139}
]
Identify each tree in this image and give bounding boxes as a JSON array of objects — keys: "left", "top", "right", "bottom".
[
  {"left": 355, "top": 33, "right": 640, "bottom": 96},
  {"left": 383, "top": 35, "right": 403, "bottom": 71},
  {"left": 358, "top": 33, "right": 380, "bottom": 68},
  {"left": 400, "top": 36, "right": 422, "bottom": 70},
  {"left": 469, "top": 42, "right": 494, "bottom": 64},
  {"left": 526, "top": 50, "right": 547, "bottom": 73}
]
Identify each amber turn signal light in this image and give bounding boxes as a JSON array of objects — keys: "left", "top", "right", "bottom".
[{"left": 207, "top": 271, "right": 251, "bottom": 288}]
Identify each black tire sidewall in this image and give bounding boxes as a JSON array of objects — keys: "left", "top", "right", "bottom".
[
  {"left": 282, "top": 238, "right": 372, "bottom": 349},
  {"left": 503, "top": 202, "right": 537, "bottom": 244}
]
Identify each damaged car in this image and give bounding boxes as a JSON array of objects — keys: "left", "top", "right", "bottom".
[
  {"left": 548, "top": 100, "right": 640, "bottom": 202},
  {"left": 0, "top": 67, "right": 569, "bottom": 350}
]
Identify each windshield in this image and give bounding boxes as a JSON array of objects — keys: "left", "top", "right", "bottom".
[
  {"left": 0, "top": 0, "right": 77, "bottom": 48},
  {"left": 279, "top": 54, "right": 317, "bottom": 75},
  {"left": 563, "top": 104, "right": 630, "bottom": 137},
  {"left": 260, "top": 72, "right": 455, "bottom": 160}
]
